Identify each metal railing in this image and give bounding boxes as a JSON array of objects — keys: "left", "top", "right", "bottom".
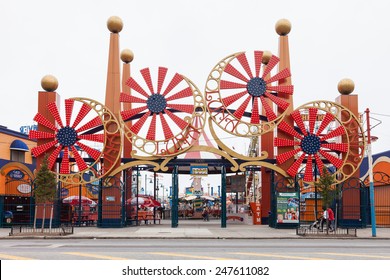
[
  {"left": 296, "top": 224, "right": 357, "bottom": 237},
  {"left": 9, "top": 224, "right": 74, "bottom": 236}
]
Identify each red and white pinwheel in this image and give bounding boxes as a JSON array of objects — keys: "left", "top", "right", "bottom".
[{"left": 274, "top": 107, "right": 349, "bottom": 182}]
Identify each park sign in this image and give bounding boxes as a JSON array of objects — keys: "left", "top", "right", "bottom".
[{"left": 190, "top": 164, "right": 208, "bottom": 176}]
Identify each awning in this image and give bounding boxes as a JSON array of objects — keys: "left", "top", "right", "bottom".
[{"left": 10, "top": 140, "right": 29, "bottom": 152}]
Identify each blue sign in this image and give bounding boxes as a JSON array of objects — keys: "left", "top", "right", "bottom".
[
  {"left": 20, "top": 124, "right": 37, "bottom": 135},
  {"left": 7, "top": 169, "right": 25, "bottom": 180}
]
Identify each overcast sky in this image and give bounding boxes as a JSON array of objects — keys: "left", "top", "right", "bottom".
[{"left": 1, "top": 0, "right": 390, "bottom": 191}]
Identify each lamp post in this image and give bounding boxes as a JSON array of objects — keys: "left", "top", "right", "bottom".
[{"left": 366, "top": 108, "right": 377, "bottom": 237}]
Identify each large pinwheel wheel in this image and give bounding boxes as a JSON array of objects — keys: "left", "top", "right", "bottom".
[
  {"left": 274, "top": 107, "right": 349, "bottom": 183},
  {"left": 205, "top": 51, "right": 293, "bottom": 137},
  {"left": 29, "top": 98, "right": 121, "bottom": 183},
  {"left": 120, "top": 67, "right": 205, "bottom": 156}
]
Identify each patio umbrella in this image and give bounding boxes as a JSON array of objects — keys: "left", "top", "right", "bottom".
[
  {"left": 201, "top": 195, "right": 215, "bottom": 201},
  {"left": 63, "top": 195, "right": 96, "bottom": 206},
  {"left": 127, "top": 196, "right": 161, "bottom": 208}
]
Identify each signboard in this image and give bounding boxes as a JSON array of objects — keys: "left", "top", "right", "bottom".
[
  {"left": 250, "top": 202, "right": 261, "bottom": 225},
  {"left": 7, "top": 169, "right": 25, "bottom": 180},
  {"left": 190, "top": 164, "right": 208, "bottom": 176},
  {"left": 276, "top": 192, "right": 299, "bottom": 224},
  {"left": 19, "top": 124, "right": 37, "bottom": 135},
  {"left": 226, "top": 174, "right": 245, "bottom": 192},
  {"left": 17, "top": 184, "right": 31, "bottom": 194}
]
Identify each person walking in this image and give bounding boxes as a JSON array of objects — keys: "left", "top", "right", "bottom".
[
  {"left": 327, "top": 207, "right": 335, "bottom": 231},
  {"left": 320, "top": 206, "right": 328, "bottom": 231}
]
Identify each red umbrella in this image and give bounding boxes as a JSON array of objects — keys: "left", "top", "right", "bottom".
[
  {"left": 63, "top": 195, "right": 96, "bottom": 206},
  {"left": 126, "top": 195, "right": 161, "bottom": 208}
]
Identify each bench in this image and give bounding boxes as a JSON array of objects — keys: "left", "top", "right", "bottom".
[{"left": 128, "top": 212, "right": 161, "bottom": 225}]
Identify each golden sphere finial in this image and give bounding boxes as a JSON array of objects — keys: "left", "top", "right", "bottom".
[
  {"left": 262, "top": 51, "right": 272, "bottom": 65},
  {"left": 338, "top": 78, "right": 355, "bottom": 95},
  {"left": 275, "top": 19, "right": 291, "bottom": 36},
  {"left": 107, "top": 16, "right": 123, "bottom": 33},
  {"left": 121, "top": 49, "right": 134, "bottom": 63},
  {"left": 41, "top": 75, "right": 58, "bottom": 92}
]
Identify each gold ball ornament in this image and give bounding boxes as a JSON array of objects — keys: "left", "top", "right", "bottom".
[
  {"left": 120, "top": 49, "right": 134, "bottom": 63},
  {"left": 41, "top": 75, "right": 58, "bottom": 92},
  {"left": 275, "top": 19, "right": 291, "bottom": 36},
  {"left": 262, "top": 51, "right": 272, "bottom": 65},
  {"left": 338, "top": 78, "right": 355, "bottom": 95},
  {"left": 107, "top": 16, "right": 123, "bottom": 33}
]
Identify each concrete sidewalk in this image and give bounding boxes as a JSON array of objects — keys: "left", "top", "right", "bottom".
[{"left": 1, "top": 219, "right": 389, "bottom": 239}]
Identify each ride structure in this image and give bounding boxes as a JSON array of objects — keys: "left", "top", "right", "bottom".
[{"left": 28, "top": 16, "right": 366, "bottom": 228}]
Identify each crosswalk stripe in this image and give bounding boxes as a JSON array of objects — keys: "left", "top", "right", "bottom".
[
  {"left": 231, "top": 252, "right": 329, "bottom": 260},
  {"left": 0, "top": 253, "right": 35, "bottom": 260},
  {"left": 316, "top": 252, "right": 390, "bottom": 259},
  {"left": 148, "top": 252, "right": 236, "bottom": 260},
  {"left": 63, "top": 252, "right": 129, "bottom": 260}
]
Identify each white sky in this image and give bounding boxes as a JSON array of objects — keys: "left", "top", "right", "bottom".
[{"left": 1, "top": 0, "right": 390, "bottom": 192}]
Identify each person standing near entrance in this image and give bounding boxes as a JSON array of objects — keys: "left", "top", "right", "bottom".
[
  {"left": 320, "top": 206, "right": 328, "bottom": 231},
  {"left": 327, "top": 207, "right": 335, "bottom": 231}
]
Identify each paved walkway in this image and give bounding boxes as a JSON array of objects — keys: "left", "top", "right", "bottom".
[{"left": 1, "top": 219, "right": 389, "bottom": 239}]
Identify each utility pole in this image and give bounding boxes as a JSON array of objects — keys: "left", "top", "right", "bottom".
[{"left": 366, "top": 108, "right": 377, "bottom": 237}]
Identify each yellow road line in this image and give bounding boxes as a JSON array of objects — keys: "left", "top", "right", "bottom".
[
  {"left": 149, "top": 252, "right": 236, "bottom": 260},
  {"left": 231, "top": 252, "right": 329, "bottom": 260},
  {"left": 64, "top": 252, "right": 129, "bottom": 260},
  {"left": 316, "top": 252, "right": 390, "bottom": 259},
  {"left": 0, "top": 253, "right": 35, "bottom": 260}
]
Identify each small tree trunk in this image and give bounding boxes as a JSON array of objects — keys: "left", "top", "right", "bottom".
[
  {"left": 33, "top": 205, "right": 38, "bottom": 231},
  {"left": 49, "top": 203, "right": 54, "bottom": 232},
  {"left": 41, "top": 203, "right": 46, "bottom": 233}
]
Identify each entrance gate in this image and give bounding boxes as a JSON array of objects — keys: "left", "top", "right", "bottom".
[{"left": 337, "top": 177, "right": 368, "bottom": 228}]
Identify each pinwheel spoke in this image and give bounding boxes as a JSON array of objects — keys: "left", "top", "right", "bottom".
[
  {"left": 29, "top": 130, "right": 56, "bottom": 139},
  {"left": 146, "top": 114, "right": 157, "bottom": 140},
  {"left": 164, "top": 110, "right": 188, "bottom": 130},
  {"left": 140, "top": 68, "right": 155, "bottom": 94},
  {"left": 167, "top": 104, "right": 194, "bottom": 114},
  {"left": 31, "top": 140, "right": 58, "bottom": 157},
  {"left": 162, "top": 73, "right": 183, "bottom": 96},
  {"left": 166, "top": 87, "right": 192, "bottom": 101},
  {"left": 266, "top": 85, "right": 294, "bottom": 94},
  {"left": 316, "top": 112, "right": 334, "bottom": 136},
  {"left": 276, "top": 148, "right": 302, "bottom": 164},
  {"left": 274, "top": 138, "right": 297, "bottom": 147},
  {"left": 278, "top": 121, "right": 303, "bottom": 139},
  {"left": 47, "top": 145, "right": 62, "bottom": 170},
  {"left": 287, "top": 153, "right": 306, "bottom": 177},
  {"left": 304, "top": 155, "right": 313, "bottom": 182},
  {"left": 264, "top": 92, "right": 290, "bottom": 111},
  {"left": 78, "top": 133, "right": 104, "bottom": 143},
  {"left": 159, "top": 113, "right": 174, "bottom": 139},
  {"left": 220, "top": 80, "right": 247, "bottom": 90},
  {"left": 322, "top": 143, "right": 348, "bottom": 153},
  {"left": 254, "top": 51, "right": 263, "bottom": 78},
  {"left": 260, "top": 96, "right": 277, "bottom": 121},
  {"left": 121, "top": 106, "right": 148, "bottom": 121},
  {"left": 308, "top": 108, "right": 318, "bottom": 134},
  {"left": 76, "top": 141, "right": 102, "bottom": 161},
  {"left": 120, "top": 93, "right": 147, "bottom": 104},
  {"left": 65, "top": 99, "right": 74, "bottom": 127},
  {"left": 126, "top": 77, "right": 150, "bottom": 98},
  {"left": 130, "top": 112, "right": 151, "bottom": 134},
  {"left": 72, "top": 103, "right": 92, "bottom": 129},
  {"left": 76, "top": 116, "right": 102, "bottom": 133},
  {"left": 33, "top": 113, "right": 57, "bottom": 131},
  {"left": 157, "top": 67, "right": 168, "bottom": 93},
  {"left": 236, "top": 53, "right": 253, "bottom": 79},
  {"left": 60, "top": 147, "right": 70, "bottom": 174},
  {"left": 320, "top": 126, "right": 346, "bottom": 141},
  {"left": 319, "top": 150, "right": 343, "bottom": 169},
  {"left": 224, "top": 63, "right": 249, "bottom": 83},
  {"left": 221, "top": 90, "right": 248, "bottom": 107},
  {"left": 291, "top": 111, "right": 307, "bottom": 136},
  {"left": 262, "top": 55, "right": 280, "bottom": 78},
  {"left": 266, "top": 68, "right": 291, "bottom": 84},
  {"left": 250, "top": 97, "right": 260, "bottom": 124},
  {"left": 47, "top": 102, "right": 64, "bottom": 128},
  {"left": 71, "top": 146, "right": 88, "bottom": 171},
  {"left": 233, "top": 95, "right": 251, "bottom": 120}
]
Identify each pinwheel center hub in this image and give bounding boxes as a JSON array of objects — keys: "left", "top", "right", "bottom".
[
  {"left": 301, "top": 134, "right": 321, "bottom": 155},
  {"left": 57, "top": 126, "right": 78, "bottom": 147},
  {"left": 247, "top": 77, "right": 267, "bottom": 97},
  {"left": 147, "top": 94, "right": 167, "bottom": 113}
]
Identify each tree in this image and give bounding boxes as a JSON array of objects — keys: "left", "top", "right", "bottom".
[
  {"left": 33, "top": 154, "right": 57, "bottom": 232},
  {"left": 314, "top": 166, "right": 337, "bottom": 209}
]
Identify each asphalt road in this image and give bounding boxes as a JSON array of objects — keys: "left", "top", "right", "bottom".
[{"left": 1, "top": 238, "right": 390, "bottom": 260}]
